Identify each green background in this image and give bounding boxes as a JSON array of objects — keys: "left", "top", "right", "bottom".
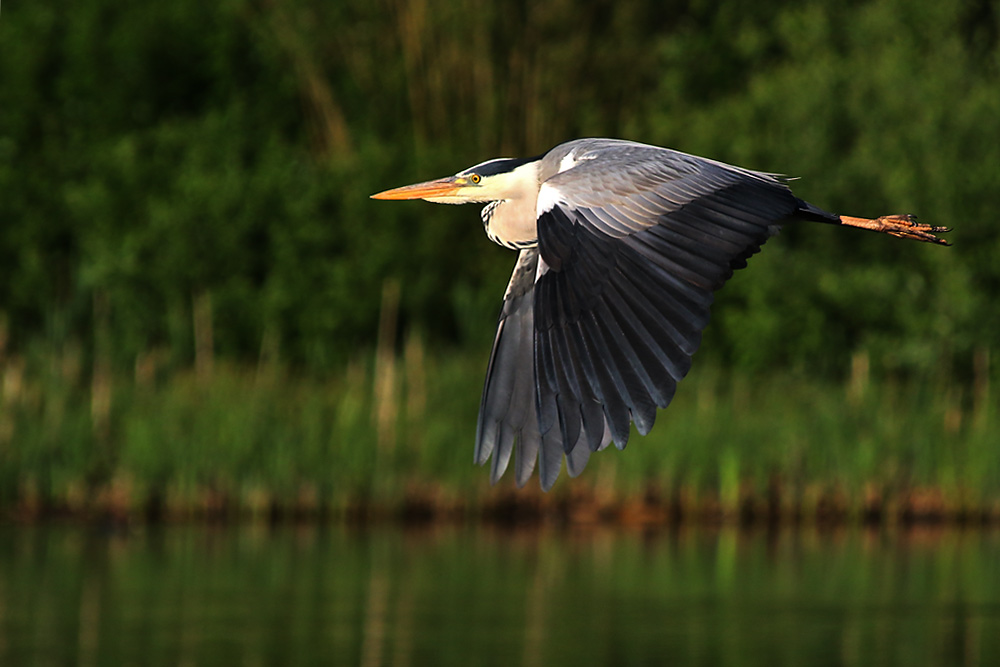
[{"left": 1, "top": 0, "right": 998, "bottom": 513}]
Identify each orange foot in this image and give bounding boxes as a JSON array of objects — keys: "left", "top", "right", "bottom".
[{"left": 839, "top": 214, "right": 951, "bottom": 245}]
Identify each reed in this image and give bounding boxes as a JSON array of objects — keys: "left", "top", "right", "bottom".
[{"left": 0, "top": 335, "right": 996, "bottom": 524}]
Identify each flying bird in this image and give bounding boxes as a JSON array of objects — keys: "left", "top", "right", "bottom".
[{"left": 371, "top": 138, "right": 949, "bottom": 490}]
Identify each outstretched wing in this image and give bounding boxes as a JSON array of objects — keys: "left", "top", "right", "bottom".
[{"left": 479, "top": 142, "right": 803, "bottom": 489}]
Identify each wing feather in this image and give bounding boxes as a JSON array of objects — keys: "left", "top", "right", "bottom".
[
  {"left": 578, "top": 311, "right": 634, "bottom": 447},
  {"left": 514, "top": 427, "right": 541, "bottom": 487},
  {"left": 602, "top": 281, "right": 681, "bottom": 404}
]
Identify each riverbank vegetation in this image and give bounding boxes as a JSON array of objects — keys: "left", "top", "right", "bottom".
[{"left": 1, "top": 332, "right": 996, "bottom": 524}]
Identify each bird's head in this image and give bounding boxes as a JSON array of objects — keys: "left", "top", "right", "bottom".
[{"left": 371, "top": 156, "right": 542, "bottom": 204}]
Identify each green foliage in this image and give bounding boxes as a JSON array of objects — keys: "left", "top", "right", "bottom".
[
  {"left": 1, "top": 342, "right": 997, "bottom": 515},
  {"left": 1, "top": 0, "right": 998, "bottom": 377}
]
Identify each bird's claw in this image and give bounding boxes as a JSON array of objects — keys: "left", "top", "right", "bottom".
[
  {"left": 839, "top": 214, "right": 952, "bottom": 246},
  {"left": 878, "top": 215, "right": 952, "bottom": 245}
]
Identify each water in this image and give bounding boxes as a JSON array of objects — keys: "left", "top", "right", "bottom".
[{"left": 2, "top": 523, "right": 1000, "bottom": 666}]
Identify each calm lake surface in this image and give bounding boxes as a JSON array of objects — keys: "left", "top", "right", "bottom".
[{"left": 3, "top": 522, "right": 1000, "bottom": 666}]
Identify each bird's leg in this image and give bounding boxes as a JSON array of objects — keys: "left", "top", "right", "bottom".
[{"left": 838, "top": 214, "right": 951, "bottom": 245}]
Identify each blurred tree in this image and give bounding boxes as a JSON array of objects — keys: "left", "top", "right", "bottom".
[{"left": 0, "top": 0, "right": 996, "bottom": 378}]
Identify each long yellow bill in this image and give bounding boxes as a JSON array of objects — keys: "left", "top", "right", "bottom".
[{"left": 370, "top": 177, "right": 460, "bottom": 200}]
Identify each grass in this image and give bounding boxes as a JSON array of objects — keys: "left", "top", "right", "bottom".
[{"left": 0, "top": 336, "right": 997, "bottom": 524}]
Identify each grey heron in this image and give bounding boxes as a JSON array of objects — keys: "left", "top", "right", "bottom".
[{"left": 371, "top": 138, "right": 950, "bottom": 490}]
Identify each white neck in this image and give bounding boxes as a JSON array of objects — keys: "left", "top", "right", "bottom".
[{"left": 482, "top": 161, "right": 541, "bottom": 249}]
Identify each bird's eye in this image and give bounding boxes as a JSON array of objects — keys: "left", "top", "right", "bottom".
[{"left": 470, "top": 173, "right": 481, "bottom": 184}]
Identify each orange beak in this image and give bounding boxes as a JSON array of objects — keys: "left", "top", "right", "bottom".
[{"left": 370, "top": 177, "right": 462, "bottom": 201}]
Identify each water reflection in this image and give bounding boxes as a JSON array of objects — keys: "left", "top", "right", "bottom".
[{"left": 2, "top": 523, "right": 999, "bottom": 666}]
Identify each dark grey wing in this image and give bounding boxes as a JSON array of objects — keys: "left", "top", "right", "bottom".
[
  {"left": 477, "top": 144, "right": 804, "bottom": 490},
  {"left": 527, "top": 146, "right": 801, "bottom": 486}
]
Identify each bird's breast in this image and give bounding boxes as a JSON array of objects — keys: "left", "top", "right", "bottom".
[{"left": 482, "top": 198, "right": 539, "bottom": 250}]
